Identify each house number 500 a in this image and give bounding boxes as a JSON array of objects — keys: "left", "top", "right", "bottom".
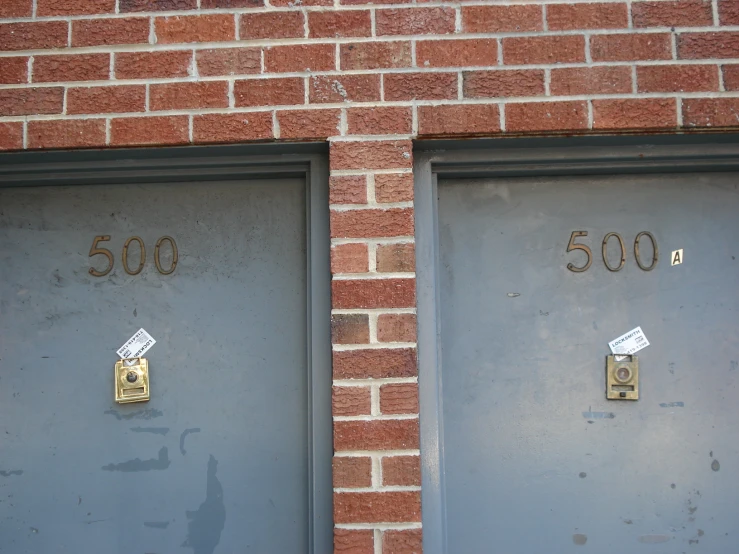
[
  {"left": 566, "top": 231, "right": 658, "bottom": 273},
  {"left": 88, "top": 235, "right": 178, "bottom": 277}
]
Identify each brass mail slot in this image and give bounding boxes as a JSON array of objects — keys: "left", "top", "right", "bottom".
[
  {"left": 606, "top": 354, "right": 639, "bottom": 400},
  {"left": 115, "top": 358, "right": 150, "bottom": 404}
]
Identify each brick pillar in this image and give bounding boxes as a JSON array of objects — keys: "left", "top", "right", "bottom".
[{"left": 329, "top": 139, "right": 422, "bottom": 554}]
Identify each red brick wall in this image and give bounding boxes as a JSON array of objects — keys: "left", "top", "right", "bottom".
[{"left": 1, "top": 1, "right": 738, "bottom": 551}]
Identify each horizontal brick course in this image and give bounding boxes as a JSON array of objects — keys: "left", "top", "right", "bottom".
[
  {"left": 0, "top": 0, "right": 32, "bottom": 18},
  {"left": 277, "top": 108, "right": 341, "bottom": 140},
  {"left": 0, "top": 88, "right": 63, "bottom": 116},
  {"left": 463, "top": 70, "right": 545, "bottom": 99},
  {"left": 234, "top": 78, "right": 304, "bottom": 107},
  {"left": 503, "top": 36, "right": 586, "bottom": 65},
  {"left": 335, "top": 491, "right": 421, "bottom": 523},
  {"left": 679, "top": 32, "right": 739, "bottom": 59},
  {"left": 347, "top": 106, "right": 412, "bottom": 136},
  {"left": 374, "top": 173, "right": 414, "bottom": 203},
  {"left": 333, "top": 386, "right": 371, "bottom": 416},
  {"left": 333, "top": 348, "right": 417, "bottom": 379},
  {"left": 377, "top": 314, "right": 416, "bottom": 343},
  {"left": 241, "top": 12, "right": 304, "bottom": 40},
  {"left": 550, "top": 67, "right": 632, "bottom": 95},
  {"left": 505, "top": 101, "right": 588, "bottom": 133},
  {"left": 333, "top": 456, "right": 372, "bottom": 488},
  {"left": 150, "top": 81, "right": 229, "bottom": 110},
  {"left": 376, "top": 7, "right": 455, "bottom": 36},
  {"left": 330, "top": 141, "right": 412, "bottom": 171},
  {"left": 28, "top": 119, "right": 106, "bottom": 149},
  {"left": 683, "top": 98, "right": 739, "bottom": 127},
  {"left": 37, "top": 0, "right": 114, "bottom": 16},
  {"left": 637, "top": 65, "right": 719, "bottom": 93},
  {"left": 0, "top": 122, "right": 23, "bottom": 151},
  {"left": 0, "top": 21, "right": 68, "bottom": 51},
  {"left": 382, "top": 455, "right": 421, "bottom": 486},
  {"left": 0, "top": 57, "right": 28, "bottom": 85},
  {"left": 192, "top": 112, "right": 273, "bottom": 143},
  {"left": 67, "top": 85, "right": 146, "bottom": 115},
  {"left": 155, "top": 14, "right": 235, "bottom": 44},
  {"left": 72, "top": 18, "right": 150, "bottom": 47},
  {"left": 547, "top": 3, "right": 629, "bottom": 30},
  {"left": 462, "top": 5, "right": 543, "bottom": 33},
  {"left": 340, "top": 42, "right": 412, "bottom": 70},
  {"left": 334, "top": 419, "right": 420, "bottom": 451},
  {"left": 309, "top": 11, "right": 371, "bottom": 39},
  {"left": 335, "top": 529, "right": 373, "bottom": 553},
  {"left": 331, "top": 278, "right": 416, "bottom": 309},
  {"left": 331, "top": 243, "right": 369, "bottom": 274},
  {"left": 591, "top": 33, "right": 672, "bottom": 61},
  {"left": 632, "top": 0, "right": 714, "bottom": 27},
  {"left": 593, "top": 98, "right": 677, "bottom": 130},
  {"left": 110, "top": 115, "right": 189, "bottom": 146},
  {"left": 416, "top": 39, "right": 498, "bottom": 68},
  {"left": 115, "top": 51, "right": 192, "bottom": 79}
]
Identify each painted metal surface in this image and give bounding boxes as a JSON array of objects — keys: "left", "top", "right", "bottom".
[
  {"left": 434, "top": 172, "right": 739, "bottom": 553},
  {"left": 0, "top": 179, "right": 314, "bottom": 553}
]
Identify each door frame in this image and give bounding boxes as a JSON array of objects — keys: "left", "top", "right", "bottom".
[
  {"left": 413, "top": 133, "right": 739, "bottom": 554},
  {"left": 0, "top": 142, "right": 333, "bottom": 554}
]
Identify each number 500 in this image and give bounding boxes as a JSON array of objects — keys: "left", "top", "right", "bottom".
[
  {"left": 566, "top": 231, "right": 658, "bottom": 273},
  {"left": 88, "top": 235, "right": 178, "bottom": 277}
]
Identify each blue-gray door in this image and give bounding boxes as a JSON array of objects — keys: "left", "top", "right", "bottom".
[
  {"left": 0, "top": 178, "right": 320, "bottom": 553},
  {"left": 434, "top": 172, "right": 738, "bottom": 552}
]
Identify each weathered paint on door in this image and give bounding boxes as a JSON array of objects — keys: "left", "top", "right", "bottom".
[
  {"left": 0, "top": 180, "right": 311, "bottom": 553},
  {"left": 436, "top": 173, "right": 739, "bottom": 552}
]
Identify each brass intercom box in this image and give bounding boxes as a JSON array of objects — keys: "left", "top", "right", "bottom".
[
  {"left": 606, "top": 354, "right": 639, "bottom": 400},
  {"left": 115, "top": 358, "right": 150, "bottom": 404}
]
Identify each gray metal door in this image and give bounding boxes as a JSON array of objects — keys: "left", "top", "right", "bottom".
[
  {"left": 433, "top": 172, "right": 738, "bottom": 552},
  {"left": 0, "top": 177, "right": 322, "bottom": 553}
]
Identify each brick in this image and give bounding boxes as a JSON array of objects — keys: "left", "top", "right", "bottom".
[
  {"left": 334, "top": 419, "right": 419, "bottom": 451},
  {"left": 333, "top": 386, "right": 371, "bottom": 416},
  {"left": 0, "top": 0, "right": 31, "bottom": 17},
  {"left": 0, "top": 123, "right": 24, "bottom": 151},
  {"left": 110, "top": 116, "right": 189, "bottom": 146},
  {"left": 201, "top": 0, "right": 263, "bottom": 6},
  {"left": 375, "top": 173, "right": 414, "bottom": 203},
  {"left": 723, "top": 65, "right": 739, "bottom": 91},
  {"left": 0, "top": 88, "right": 63, "bottom": 116},
  {"left": 196, "top": 48, "right": 260, "bottom": 77},
  {"left": 33, "top": 54, "right": 109, "bottom": 83},
  {"left": 27, "top": 119, "right": 106, "bottom": 150},
  {"left": 591, "top": 33, "right": 672, "bottom": 61},
  {"left": 384, "top": 72, "right": 457, "bottom": 101},
  {"left": 240, "top": 12, "right": 304, "bottom": 40},
  {"left": 332, "top": 278, "right": 415, "bottom": 309},
  {"left": 637, "top": 65, "right": 719, "bottom": 93},
  {"left": 377, "top": 243, "right": 415, "bottom": 272},
  {"left": 340, "top": 42, "right": 412, "bottom": 70},
  {"left": 234, "top": 78, "right": 304, "bottom": 107},
  {"left": 462, "top": 5, "right": 543, "bottom": 33},
  {"left": 0, "top": 58, "right": 27, "bottom": 85},
  {"left": 335, "top": 491, "right": 421, "bottom": 523},
  {"left": 115, "top": 51, "right": 191, "bottom": 79},
  {"left": 150, "top": 81, "right": 229, "bottom": 110},
  {"left": 343, "top": 0, "right": 411, "bottom": 4},
  {"left": 330, "top": 140, "right": 412, "bottom": 171},
  {"left": 331, "top": 243, "right": 369, "bottom": 273},
  {"left": 593, "top": 98, "right": 677, "bottom": 130},
  {"left": 277, "top": 109, "right": 341, "bottom": 139},
  {"left": 192, "top": 112, "right": 273, "bottom": 143},
  {"left": 550, "top": 67, "right": 632, "bottom": 95},
  {"left": 156, "top": 15, "right": 235, "bottom": 44},
  {"left": 416, "top": 39, "right": 497, "bottom": 68},
  {"left": 683, "top": 98, "right": 739, "bottom": 127},
  {"left": 333, "top": 456, "right": 372, "bottom": 488},
  {"left": 633, "top": 0, "right": 713, "bottom": 27},
  {"left": 719, "top": 0, "right": 739, "bottom": 24},
  {"left": 334, "top": 529, "right": 374, "bottom": 554},
  {"left": 333, "top": 348, "right": 417, "bottom": 379},
  {"left": 332, "top": 314, "right": 370, "bottom": 344},
  {"left": 265, "top": 44, "right": 335, "bottom": 73},
  {"left": 0, "top": 22, "right": 68, "bottom": 52},
  {"left": 347, "top": 107, "right": 412, "bottom": 135},
  {"left": 310, "top": 75, "right": 381, "bottom": 103},
  {"left": 67, "top": 85, "right": 146, "bottom": 115},
  {"left": 377, "top": 314, "right": 416, "bottom": 343},
  {"left": 505, "top": 101, "right": 588, "bottom": 133},
  {"left": 376, "top": 7, "right": 455, "bottom": 36},
  {"left": 547, "top": 3, "right": 628, "bottom": 30},
  {"left": 679, "top": 32, "right": 739, "bottom": 59},
  {"left": 37, "top": 0, "right": 114, "bottom": 16},
  {"left": 72, "top": 18, "right": 150, "bottom": 47},
  {"left": 331, "top": 208, "right": 414, "bottom": 238},
  {"left": 383, "top": 529, "right": 423, "bottom": 553},
  {"left": 309, "top": 11, "right": 371, "bottom": 38},
  {"left": 382, "top": 455, "right": 421, "bottom": 486},
  {"left": 503, "top": 36, "right": 585, "bottom": 65},
  {"left": 380, "top": 383, "right": 418, "bottom": 415},
  {"left": 463, "top": 70, "right": 545, "bottom": 99},
  {"left": 120, "top": 0, "right": 196, "bottom": 12},
  {"left": 330, "top": 175, "right": 368, "bottom": 205}
]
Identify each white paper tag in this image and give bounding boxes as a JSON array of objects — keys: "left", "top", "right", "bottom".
[
  {"left": 117, "top": 328, "right": 156, "bottom": 359},
  {"left": 609, "top": 326, "right": 649, "bottom": 355}
]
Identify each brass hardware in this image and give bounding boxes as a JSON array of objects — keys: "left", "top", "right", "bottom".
[
  {"left": 606, "top": 354, "right": 639, "bottom": 400},
  {"left": 154, "top": 236, "right": 178, "bottom": 275},
  {"left": 115, "top": 358, "right": 150, "bottom": 404},
  {"left": 634, "top": 231, "right": 658, "bottom": 271},
  {"left": 602, "top": 232, "right": 626, "bottom": 272},
  {"left": 122, "top": 236, "right": 146, "bottom": 275}
]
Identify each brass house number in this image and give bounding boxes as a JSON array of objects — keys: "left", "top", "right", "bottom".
[
  {"left": 89, "top": 235, "right": 178, "bottom": 277},
  {"left": 566, "top": 231, "right": 658, "bottom": 273}
]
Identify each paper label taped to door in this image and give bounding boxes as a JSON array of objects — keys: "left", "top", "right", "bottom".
[
  {"left": 609, "top": 326, "right": 649, "bottom": 355},
  {"left": 117, "top": 328, "right": 156, "bottom": 359}
]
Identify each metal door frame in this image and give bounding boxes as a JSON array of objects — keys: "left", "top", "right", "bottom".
[
  {"left": 0, "top": 142, "right": 333, "bottom": 554},
  {"left": 413, "top": 133, "right": 739, "bottom": 554}
]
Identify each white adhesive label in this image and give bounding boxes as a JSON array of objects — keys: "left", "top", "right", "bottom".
[
  {"left": 117, "top": 328, "right": 156, "bottom": 359},
  {"left": 609, "top": 326, "right": 650, "bottom": 355}
]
